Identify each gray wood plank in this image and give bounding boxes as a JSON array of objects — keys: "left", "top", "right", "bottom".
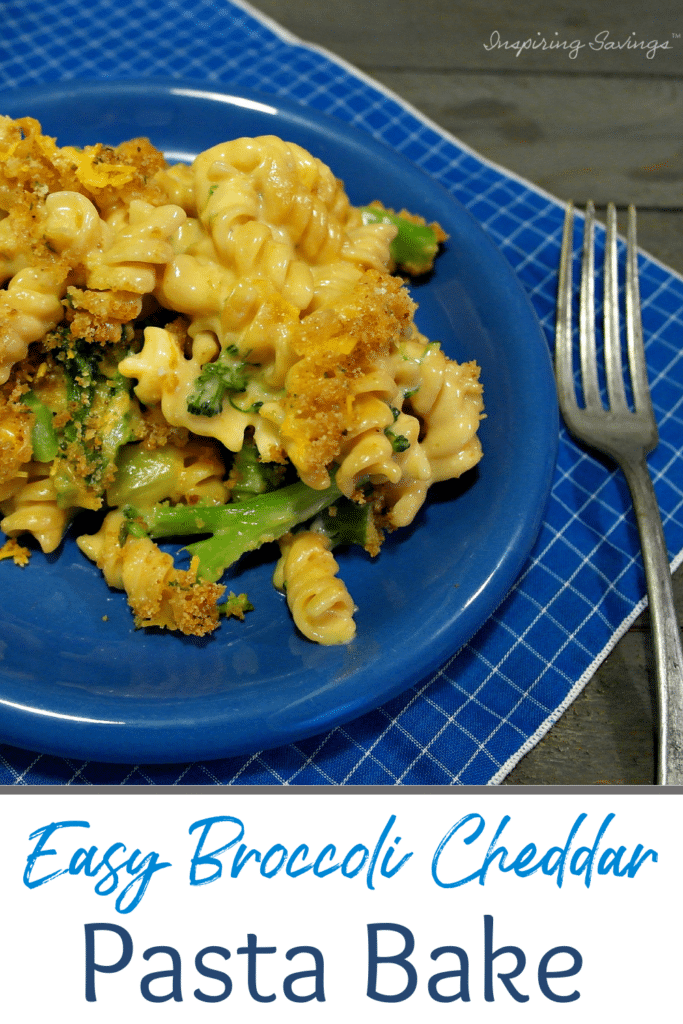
[
  {"left": 357, "top": 72, "right": 683, "bottom": 208},
  {"left": 503, "top": 626, "right": 657, "bottom": 785},
  {"left": 631, "top": 211, "right": 683, "bottom": 276},
  {"left": 250, "top": 0, "right": 683, "bottom": 74}
]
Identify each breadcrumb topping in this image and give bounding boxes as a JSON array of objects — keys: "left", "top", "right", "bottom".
[
  {"left": 0, "top": 537, "right": 31, "bottom": 566},
  {"left": 282, "top": 269, "right": 415, "bottom": 488}
]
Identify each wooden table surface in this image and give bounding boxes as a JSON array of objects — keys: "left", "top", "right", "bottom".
[{"left": 249, "top": 0, "right": 683, "bottom": 785}]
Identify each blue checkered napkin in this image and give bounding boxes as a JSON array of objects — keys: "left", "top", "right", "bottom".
[{"left": 1, "top": 0, "right": 682, "bottom": 785}]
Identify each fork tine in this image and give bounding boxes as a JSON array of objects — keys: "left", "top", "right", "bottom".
[
  {"left": 603, "top": 202, "right": 629, "bottom": 410},
  {"left": 555, "top": 201, "right": 578, "bottom": 411},
  {"left": 626, "top": 204, "right": 656, "bottom": 422},
  {"left": 580, "top": 201, "right": 602, "bottom": 410}
]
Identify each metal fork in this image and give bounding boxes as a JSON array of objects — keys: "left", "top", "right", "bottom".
[{"left": 556, "top": 201, "right": 683, "bottom": 785}]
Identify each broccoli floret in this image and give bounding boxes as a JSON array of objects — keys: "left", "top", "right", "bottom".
[
  {"left": 186, "top": 345, "right": 259, "bottom": 418},
  {"left": 311, "top": 496, "right": 383, "bottom": 555},
  {"left": 20, "top": 390, "right": 59, "bottom": 462},
  {"left": 360, "top": 205, "right": 442, "bottom": 275},
  {"left": 33, "top": 329, "right": 143, "bottom": 509},
  {"left": 384, "top": 428, "right": 410, "bottom": 453},
  {"left": 122, "top": 476, "right": 344, "bottom": 582},
  {"left": 229, "top": 439, "right": 287, "bottom": 502},
  {"left": 217, "top": 592, "right": 254, "bottom": 619},
  {"left": 106, "top": 444, "right": 182, "bottom": 509},
  {"left": 382, "top": 406, "right": 410, "bottom": 453}
]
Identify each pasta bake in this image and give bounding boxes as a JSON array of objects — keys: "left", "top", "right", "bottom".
[{"left": 0, "top": 115, "right": 484, "bottom": 645}]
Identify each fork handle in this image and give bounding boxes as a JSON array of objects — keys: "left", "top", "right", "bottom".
[{"left": 621, "top": 453, "right": 683, "bottom": 785}]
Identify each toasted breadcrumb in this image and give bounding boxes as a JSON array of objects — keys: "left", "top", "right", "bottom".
[
  {"left": 0, "top": 116, "right": 169, "bottom": 282},
  {"left": 162, "top": 573, "right": 227, "bottom": 636},
  {"left": 0, "top": 116, "right": 168, "bottom": 209},
  {"left": 0, "top": 538, "right": 31, "bottom": 566},
  {"left": 64, "top": 287, "right": 143, "bottom": 345},
  {"left": 137, "top": 404, "right": 191, "bottom": 450},
  {"left": 0, "top": 389, "right": 33, "bottom": 489},
  {"left": 127, "top": 550, "right": 225, "bottom": 637},
  {"left": 281, "top": 268, "right": 415, "bottom": 488}
]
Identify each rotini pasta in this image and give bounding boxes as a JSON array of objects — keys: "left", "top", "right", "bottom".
[
  {"left": 86, "top": 200, "right": 187, "bottom": 294},
  {"left": 0, "top": 114, "right": 484, "bottom": 644},
  {"left": 76, "top": 510, "right": 225, "bottom": 635},
  {"left": 0, "top": 266, "right": 66, "bottom": 384},
  {"left": 274, "top": 531, "right": 356, "bottom": 645},
  {"left": 0, "top": 461, "right": 72, "bottom": 553}
]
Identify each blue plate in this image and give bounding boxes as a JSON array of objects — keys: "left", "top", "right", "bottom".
[{"left": 0, "top": 80, "right": 557, "bottom": 763}]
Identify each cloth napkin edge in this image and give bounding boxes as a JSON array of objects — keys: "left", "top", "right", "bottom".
[{"left": 490, "top": 543, "right": 683, "bottom": 785}]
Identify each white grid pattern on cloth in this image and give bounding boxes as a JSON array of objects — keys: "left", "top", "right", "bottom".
[{"left": 0, "top": 0, "right": 682, "bottom": 785}]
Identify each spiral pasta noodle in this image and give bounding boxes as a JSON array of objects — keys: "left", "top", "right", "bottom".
[
  {"left": 374, "top": 409, "right": 432, "bottom": 529},
  {"left": 86, "top": 200, "right": 187, "bottom": 294},
  {"left": 77, "top": 510, "right": 225, "bottom": 636},
  {"left": 274, "top": 531, "right": 356, "bottom": 645},
  {"left": 0, "top": 267, "right": 66, "bottom": 384},
  {"left": 407, "top": 346, "right": 484, "bottom": 481},
  {"left": 42, "top": 191, "right": 107, "bottom": 259},
  {"left": 118, "top": 324, "right": 284, "bottom": 460},
  {"left": 0, "top": 461, "right": 72, "bottom": 553},
  {"left": 160, "top": 135, "right": 395, "bottom": 342},
  {"left": 168, "top": 440, "right": 230, "bottom": 506}
]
